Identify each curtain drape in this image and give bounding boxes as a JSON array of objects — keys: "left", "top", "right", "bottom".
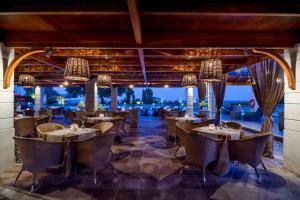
[
  {"left": 212, "top": 75, "right": 227, "bottom": 124},
  {"left": 247, "top": 59, "right": 284, "bottom": 157},
  {"left": 198, "top": 82, "right": 206, "bottom": 102}
]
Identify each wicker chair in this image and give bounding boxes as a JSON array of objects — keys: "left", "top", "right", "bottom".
[
  {"left": 178, "top": 130, "right": 220, "bottom": 182},
  {"left": 91, "top": 122, "right": 113, "bottom": 135},
  {"left": 128, "top": 108, "right": 139, "bottom": 128},
  {"left": 110, "top": 117, "right": 125, "bottom": 142},
  {"left": 166, "top": 117, "right": 178, "bottom": 142},
  {"left": 13, "top": 137, "right": 65, "bottom": 192},
  {"left": 74, "top": 132, "right": 117, "bottom": 184},
  {"left": 24, "top": 109, "right": 35, "bottom": 117},
  {"left": 225, "top": 121, "right": 242, "bottom": 130},
  {"left": 52, "top": 107, "right": 64, "bottom": 118},
  {"left": 15, "top": 117, "right": 36, "bottom": 137},
  {"left": 36, "top": 114, "right": 51, "bottom": 126},
  {"left": 63, "top": 110, "right": 75, "bottom": 124},
  {"left": 37, "top": 123, "right": 64, "bottom": 137},
  {"left": 228, "top": 132, "right": 271, "bottom": 183}
]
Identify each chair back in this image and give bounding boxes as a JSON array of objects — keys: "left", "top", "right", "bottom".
[
  {"left": 158, "top": 108, "right": 167, "bottom": 120},
  {"left": 91, "top": 122, "right": 113, "bottom": 135},
  {"left": 225, "top": 121, "right": 242, "bottom": 129},
  {"left": 63, "top": 110, "right": 75, "bottom": 120},
  {"left": 176, "top": 121, "right": 190, "bottom": 147},
  {"left": 75, "top": 132, "right": 116, "bottom": 168},
  {"left": 181, "top": 131, "right": 219, "bottom": 167},
  {"left": 166, "top": 117, "right": 177, "bottom": 137},
  {"left": 110, "top": 117, "right": 124, "bottom": 134},
  {"left": 15, "top": 117, "right": 36, "bottom": 137},
  {"left": 14, "top": 136, "right": 64, "bottom": 173},
  {"left": 76, "top": 110, "right": 85, "bottom": 121},
  {"left": 24, "top": 109, "right": 35, "bottom": 117},
  {"left": 37, "top": 123, "right": 64, "bottom": 136},
  {"left": 128, "top": 108, "right": 139, "bottom": 128},
  {"left": 36, "top": 114, "right": 51, "bottom": 126},
  {"left": 228, "top": 132, "right": 271, "bottom": 167}
]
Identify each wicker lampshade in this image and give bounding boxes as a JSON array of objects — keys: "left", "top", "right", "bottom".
[
  {"left": 199, "top": 59, "right": 223, "bottom": 82},
  {"left": 182, "top": 74, "right": 197, "bottom": 88},
  {"left": 18, "top": 74, "right": 35, "bottom": 88},
  {"left": 64, "top": 58, "right": 90, "bottom": 81},
  {"left": 97, "top": 75, "right": 112, "bottom": 88}
]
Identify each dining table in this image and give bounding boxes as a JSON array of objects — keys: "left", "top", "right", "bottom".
[
  {"left": 191, "top": 126, "right": 242, "bottom": 176},
  {"left": 86, "top": 116, "right": 114, "bottom": 123},
  {"left": 191, "top": 126, "right": 241, "bottom": 140},
  {"left": 43, "top": 127, "right": 98, "bottom": 177},
  {"left": 175, "top": 116, "right": 202, "bottom": 122},
  {"left": 42, "top": 127, "right": 97, "bottom": 142}
]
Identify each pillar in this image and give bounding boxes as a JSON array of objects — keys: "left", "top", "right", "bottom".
[
  {"left": 186, "top": 87, "right": 194, "bottom": 116},
  {"left": 283, "top": 43, "right": 300, "bottom": 176},
  {"left": 0, "top": 43, "right": 15, "bottom": 172},
  {"left": 111, "top": 87, "right": 118, "bottom": 111},
  {"left": 34, "top": 86, "right": 43, "bottom": 116},
  {"left": 85, "top": 80, "right": 98, "bottom": 113},
  {"left": 207, "top": 82, "right": 216, "bottom": 119}
]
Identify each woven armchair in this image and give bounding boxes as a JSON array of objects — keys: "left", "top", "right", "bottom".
[
  {"left": 225, "top": 121, "right": 242, "bottom": 129},
  {"left": 128, "top": 108, "right": 139, "bottom": 128},
  {"left": 228, "top": 132, "right": 271, "bottom": 183},
  {"left": 37, "top": 123, "right": 64, "bottom": 137},
  {"left": 74, "top": 132, "right": 117, "bottom": 184},
  {"left": 13, "top": 137, "right": 65, "bottom": 192},
  {"left": 36, "top": 114, "right": 51, "bottom": 126},
  {"left": 178, "top": 130, "right": 220, "bottom": 182},
  {"left": 15, "top": 117, "right": 36, "bottom": 137},
  {"left": 91, "top": 122, "right": 113, "bottom": 135}
]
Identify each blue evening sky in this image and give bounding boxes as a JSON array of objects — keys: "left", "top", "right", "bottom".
[{"left": 15, "top": 85, "right": 254, "bottom": 101}]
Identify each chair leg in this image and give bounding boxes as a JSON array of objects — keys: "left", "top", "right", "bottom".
[
  {"left": 14, "top": 168, "right": 23, "bottom": 187},
  {"left": 178, "top": 164, "right": 185, "bottom": 176},
  {"left": 93, "top": 169, "right": 97, "bottom": 184},
  {"left": 203, "top": 167, "right": 206, "bottom": 183},
  {"left": 254, "top": 167, "right": 262, "bottom": 184},
  {"left": 74, "top": 164, "right": 77, "bottom": 176},
  {"left": 30, "top": 174, "right": 37, "bottom": 192},
  {"left": 110, "top": 163, "right": 117, "bottom": 176},
  {"left": 261, "top": 161, "right": 269, "bottom": 176}
]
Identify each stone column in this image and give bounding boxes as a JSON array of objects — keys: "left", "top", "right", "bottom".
[
  {"left": 186, "top": 87, "right": 194, "bottom": 116},
  {"left": 34, "top": 86, "right": 42, "bottom": 116},
  {"left": 0, "top": 43, "right": 15, "bottom": 172},
  {"left": 111, "top": 87, "right": 118, "bottom": 111},
  {"left": 207, "top": 82, "right": 216, "bottom": 119},
  {"left": 283, "top": 43, "right": 300, "bottom": 176},
  {"left": 85, "top": 80, "right": 98, "bottom": 113}
]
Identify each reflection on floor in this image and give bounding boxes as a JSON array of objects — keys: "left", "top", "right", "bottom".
[{"left": 0, "top": 116, "right": 299, "bottom": 200}]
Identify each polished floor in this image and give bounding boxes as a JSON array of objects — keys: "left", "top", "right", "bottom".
[{"left": 0, "top": 116, "right": 299, "bottom": 200}]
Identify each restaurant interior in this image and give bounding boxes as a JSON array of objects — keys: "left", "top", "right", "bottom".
[{"left": 0, "top": 0, "right": 300, "bottom": 199}]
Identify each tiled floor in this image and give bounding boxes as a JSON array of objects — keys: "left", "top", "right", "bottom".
[{"left": 0, "top": 116, "right": 299, "bottom": 200}]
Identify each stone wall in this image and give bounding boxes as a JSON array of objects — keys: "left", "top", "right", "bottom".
[
  {"left": 284, "top": 44, "right": 300, "bottom": 176},
  {"left": 0, "top": 43, "right": 15, "bottom": 172}
]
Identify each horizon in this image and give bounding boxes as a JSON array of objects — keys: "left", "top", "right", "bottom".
[{"left": 15, "top": 85, "right": 254, "bottom": 102}]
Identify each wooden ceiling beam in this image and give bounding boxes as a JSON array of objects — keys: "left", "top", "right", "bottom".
[
  {"left": 3, "top": 31, "right": 298, "bottom": 48},
  {"left": 29, "top": 55, "right": 65, "bottom": 70}
]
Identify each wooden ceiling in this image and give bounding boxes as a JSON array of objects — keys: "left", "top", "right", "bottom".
[{"left": 0, "top": 0, "right": 298, "bottom": 87}]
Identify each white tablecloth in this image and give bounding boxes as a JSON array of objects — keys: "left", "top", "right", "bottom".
[
  {"left": 45, "top": 128, "right": 97, "bottom": 142},
  {"left": 175, "top": 117, "right": 202, "bottom": 122},
  {"left": 191, "top": 126, "right": 241, "bottom": 140},
  {"left": 86, "top": 117, "right": 113, "bottom": 123}
]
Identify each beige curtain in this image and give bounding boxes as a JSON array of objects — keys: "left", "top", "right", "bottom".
[
  {"left": 247, "top": 59, "right": 284, "bottom": 157},
  {"left": 197, "top": 82, "right": 206, "bottom": 102},
  {"left": 212, "top": 75, "right": 227, "bottom": 124}
]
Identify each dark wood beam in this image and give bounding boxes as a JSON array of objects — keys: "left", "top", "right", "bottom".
[
  {"left": 1, "top": 1, "right": 299, "bottom": 16},
  {"left": 29, "top": 55, "right": 64, "bottom": 70},
  {"left": 127, "top": 0, "right": 142, "bottom": 44},
  {"left": 3, "top": 31, "right": 298, "bottom": 48}
]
